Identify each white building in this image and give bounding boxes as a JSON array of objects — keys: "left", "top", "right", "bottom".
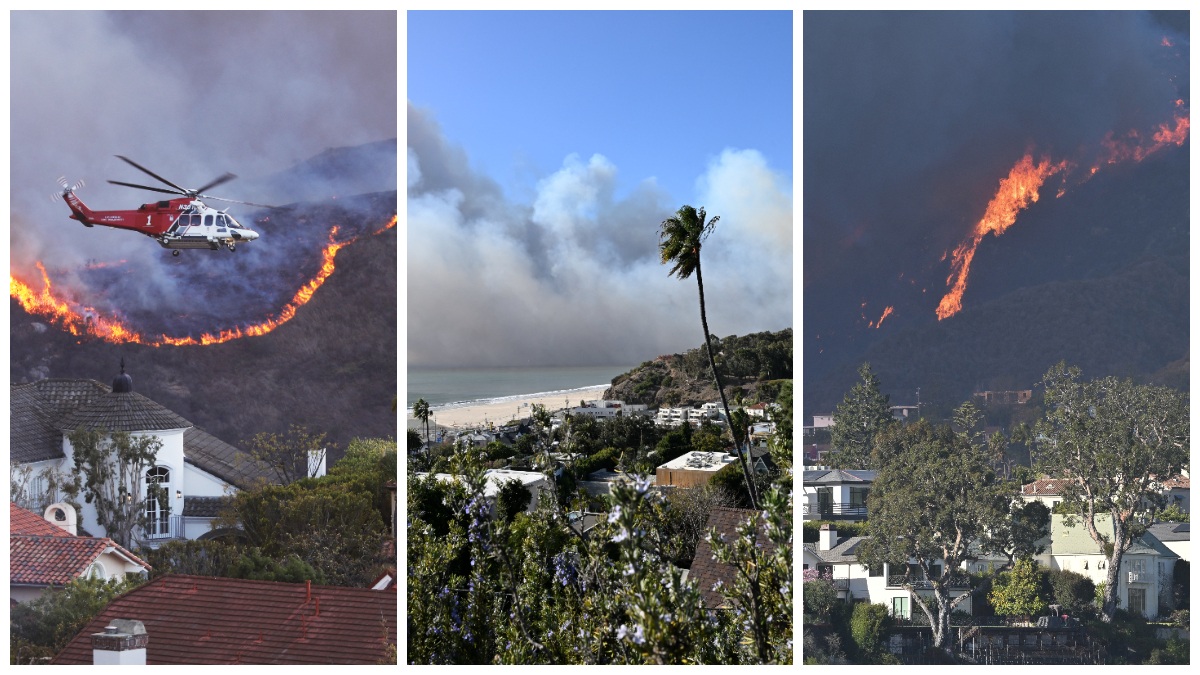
[
  {"left": 418, "top": 469, "right": 551, "bottom": 516},
  {"left": 655, "top": 451, "right": 737, "bottom": 488},
  {"left": 10, "top": 366, "right": 275, "bottom": 547},
  {"left": 802, "top": 523, "right": 973, "bottom": 619}
]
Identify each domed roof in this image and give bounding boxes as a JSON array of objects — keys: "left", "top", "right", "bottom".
[{"left": 112, "top": 358, "right": 134, "bottom": 393}]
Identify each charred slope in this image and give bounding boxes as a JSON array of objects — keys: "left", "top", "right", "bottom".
[
  {"left": 10, "top": 197, "right": 397, "bottom": 461},
  {"left": 804, "top": 147, "right": 1189, "bottom": 418}
]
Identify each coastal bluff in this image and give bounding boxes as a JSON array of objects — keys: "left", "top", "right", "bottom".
[{"left": 603, "top": 328, "right": 792, "bottom": 408}]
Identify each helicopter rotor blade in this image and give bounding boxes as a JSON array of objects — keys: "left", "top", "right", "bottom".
[
  {"left": 114, "top": 155, "right": 189, "bottom": 194},
  {"left": 194, "top": 172, "right": 238, "bottom": 196},
  {"left": 201, "top": 194, "right": 281, "bottom": 210},
  {"left": 107, "top": 180, "right": 186, "bottom": 197}
]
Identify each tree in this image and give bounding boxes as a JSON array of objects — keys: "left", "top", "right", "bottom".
[
  {"left": 988, "top": 558, "right": 1047, "bottom": 622},
  {"left": 856, "top": 416, "right": 1013, "bottom": 651},
  {"left": 244, "top": 424, "right": 332, "bottom": 485},
  {"left": 829, "top": 363, "right": 894, "bottom": 469},
  {"left": 1033, "top": 363, "right": 1189, "bottom": 622},
  {"left": 66, "top": 429, "right": 164, "bottom": 549},
  {"left": 497, "top": 478, "right": 532, "bottom": 523},
  {"left": 413, "top": 398, "right": 433, "bottom": 448},
  {"left": 658, "top": 205, "right": 757, "bottom": 509},
  {"left": 10, "top": 575, "right": 143, "bottom": 664}
]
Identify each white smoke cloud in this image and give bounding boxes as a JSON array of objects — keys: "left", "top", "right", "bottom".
[{"left": 407, "top": 104, "right": 793, "bottom": 368}]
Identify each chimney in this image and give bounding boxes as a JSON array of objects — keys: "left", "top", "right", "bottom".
[
  {"left": 91, "top": 619, "right": 148, "bottom": 665},
  {"left": 44, "top": 503, "right": 78, "bottom": 536},
  {"left": 819, "top": 523, "right": 838, "bottom": 551}
]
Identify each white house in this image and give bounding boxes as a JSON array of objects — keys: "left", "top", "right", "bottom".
[
  {"left": 802, "top": 523, "right": 973, "bottom": 619},
  {"left": 1034, "top": 514, "right": 1178, "bottom": 619},
  {"left": 10, "top": 365, "right": 274, "bottom": 547},
  {"left": 417, "top": 469, "right": 551, "bottom": 516},
  {"left": 802, "top": 468, "right": 876, "bottom": 521}
]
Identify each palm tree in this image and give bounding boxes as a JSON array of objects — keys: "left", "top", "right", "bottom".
[
  {"left": 413, "top": 398, "right": 432, "bottom": 450},
  {"left": 658, "top": 205, "right": 758, "bottom": 509}
]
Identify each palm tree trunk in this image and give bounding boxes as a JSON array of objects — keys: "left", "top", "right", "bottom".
[{"left": 695, "top": 259, "right": 758, "bottom": 510}]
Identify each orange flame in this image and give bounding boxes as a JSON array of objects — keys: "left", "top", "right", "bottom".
[
  {"left": 936, "top": 154, "right": 1068, "bottom": 320},
  {"left": 875, "top": 305, "right": 894, "bottom": 328},
  {"left": 10, "top": 215, "right": 396, "bottom": 347}
]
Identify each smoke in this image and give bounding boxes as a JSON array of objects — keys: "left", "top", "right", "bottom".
[
  {"left": 803, "top": 11, "right": 1189, "bottom": 370},
  {"left": 10, "top": 11, "right": 396, "bottom": 335},
  {"left": 407, "top": 103, "right": 793, "bottom": 368}
]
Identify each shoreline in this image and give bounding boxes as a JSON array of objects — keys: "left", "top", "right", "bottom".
[{"left": 407, "top": 385, "right": 610, "bottom": 431}]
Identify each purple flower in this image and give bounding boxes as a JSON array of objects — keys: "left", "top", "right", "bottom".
[
  {"left": 612, "top": 528, "right": 629, "bottom": 544},
  {"left": 607, "top": 505, "right": 622, "bottom": 523}
]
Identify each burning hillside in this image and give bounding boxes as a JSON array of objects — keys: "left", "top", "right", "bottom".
[{"left": 11, "top": 195, "right": 396, "bottom": 347}]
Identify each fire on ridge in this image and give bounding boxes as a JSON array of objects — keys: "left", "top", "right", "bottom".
[{"left": 9, "top": 214, "right": 397, "bottom": 346}]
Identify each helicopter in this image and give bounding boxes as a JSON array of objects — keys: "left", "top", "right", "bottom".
[{"left": 59, "top": 156, "right": 275, "bottom": 256}]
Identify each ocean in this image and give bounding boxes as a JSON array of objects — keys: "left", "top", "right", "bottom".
[{"left": 407, "top": 365, "right": 636, "bottom": 414}]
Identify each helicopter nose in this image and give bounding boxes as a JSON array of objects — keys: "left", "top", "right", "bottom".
[{"left": 241, "top": 229, "right": 259, "bottom": 241}]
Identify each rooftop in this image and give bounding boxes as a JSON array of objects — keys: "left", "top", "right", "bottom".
[
  {"left": 10, "top": 502, "right": 149, "bottom": 587},
  {"left": 52, "top": 574, "right": 396, "bottom": 665},
  {"left": 689, "top": 507, "right": 777, "bottom": 609},
  {"left": 658, "top": 451, "right": 736, "bottom": 472}
]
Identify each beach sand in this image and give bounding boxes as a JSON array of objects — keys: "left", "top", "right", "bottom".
[{"left": 407, "top": 385, "right": 610, "bottom": 431}]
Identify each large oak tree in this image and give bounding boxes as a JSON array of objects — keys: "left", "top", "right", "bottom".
[{"left": 1034, "top": 363, "right": 1189, "bottom": 622}]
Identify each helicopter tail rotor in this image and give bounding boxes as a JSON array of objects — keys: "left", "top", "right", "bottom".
[{"left": 53, "top": 176, "right": 85, "bottom": 201}]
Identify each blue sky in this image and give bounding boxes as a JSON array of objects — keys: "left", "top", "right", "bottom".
[
  {"left": 407, "top": 10, "right": 794, "bottom": 368},
  {"left": 408, "top": 10, "right": 791, "bottom": 205}
]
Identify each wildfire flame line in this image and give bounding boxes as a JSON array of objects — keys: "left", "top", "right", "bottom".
[
  {"left": 936, "top": 99, "right": 1188, "bottom": 321},
  {"left": 935, "top": 154, "right": 1068, "bottom": 320},
  {"left": 9, "top": 214, "right": 397, "bottom": 346}
]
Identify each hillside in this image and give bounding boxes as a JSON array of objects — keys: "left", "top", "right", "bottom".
[
  {"left": 603, "top": 328, "right": 792, "bottom": 407},
  {"left": 10, "top": 142, "right": 398, "bottom": 461},
  {"left": 804, "top": 144, "right": 1189, "bottom": 418}
]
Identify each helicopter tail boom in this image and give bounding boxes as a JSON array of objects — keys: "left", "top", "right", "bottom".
[{"left": 62, "top": 189, "right": 98, "bottom": 227}]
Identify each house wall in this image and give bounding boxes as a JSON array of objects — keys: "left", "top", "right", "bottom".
[
  {"left": 59, "top": 428, "right": 188, "bottom": 541},
  {"left": 183, "top": 464, "right": 233, "bottom": 497},
  {"left": 1044, "top": 551, "right": 1169, "bottom": 619}
]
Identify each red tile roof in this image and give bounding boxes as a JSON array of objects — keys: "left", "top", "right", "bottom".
[
  {"left": 1162, "top": 475, "right": 1190, "bottom": 490},
  {"left": 10, "top": 503, "right": 149, "bottom": 587},
  {"left": 53, "top": 574, "right": 397, "bottom": 664},
  {"left": 1021, "top": 478, "right": 1071, "bottom": 496},
  {"left": 10, "top": 502, "right": 72, "bottom": 537}
]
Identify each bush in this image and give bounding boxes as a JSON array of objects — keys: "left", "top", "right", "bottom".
[
  {"left": 10, "top": 575, "right": 143, "bottom": 664},
  {"left": 849, "top": 602, "right": 892, "bottom": 659},
  {"left": 803, "top": 579, "right": 839, "bottom": 622},
  {"left": 1043, "top": 568, "right": 1095, "bottom": 618}
]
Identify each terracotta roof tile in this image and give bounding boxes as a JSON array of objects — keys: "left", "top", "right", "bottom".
[
  {"left": 1021, "top": 478, "right": 1071, "bottom": 496},
  {"left": 689, "top": 507, "right": 778, "bottom": 609},
  {"left": 10, "top": 503, "right": 149, "bottom": 587},
  {"left": 10, "top": 502, "right": 73, "bottom": 537},
  {"left": 52, "top": 574, "right": 397, "bottom": 664}
]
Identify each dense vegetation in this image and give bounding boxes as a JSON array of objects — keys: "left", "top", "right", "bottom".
[{"left": 605, "top": 329, "right": 792, "bottom": 407}]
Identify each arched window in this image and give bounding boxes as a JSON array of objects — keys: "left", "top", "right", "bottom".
[
  {"left": 145, "top": 467, "right": 170, "bottom": 538},
  {"left": 87, "top": 561, "right": 107, "bottom": 580}
]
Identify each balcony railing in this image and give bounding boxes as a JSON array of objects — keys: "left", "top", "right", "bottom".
[
  {"left": 802, "top": 503, "right": 868, "bottom": 520},
  {"left": 1128, "top": 571, "right": 1154, "bottom": 584},
  {"left": 142, "top": 515, "right": 184, "bottom": 542},
  {"left": 888, "top": 573, "right": 972, "bottom": 590}
]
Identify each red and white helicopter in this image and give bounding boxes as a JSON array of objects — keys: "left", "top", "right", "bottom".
[{"left": 59, "top": 156, "right": 275, "bottom": 256}]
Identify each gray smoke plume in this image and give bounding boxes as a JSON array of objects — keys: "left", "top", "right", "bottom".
[
  {"left": 407, "top": 102, "right": 793, "bottom": 368},
  {"left": 10, "top": 11, "right": 396, "bottom": 336}
]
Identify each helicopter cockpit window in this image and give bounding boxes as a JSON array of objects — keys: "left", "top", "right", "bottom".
[{"left": 215, "top": 215, "right": 226, "bottom": 227}]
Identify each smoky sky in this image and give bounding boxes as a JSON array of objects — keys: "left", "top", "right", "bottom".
[
  {"left": 407, "top": 103, "right": 793, "bottom": 369},
  {"left": 803, "top": 11, "right": 1189, "bottom": 364},
  {"left": 10, "top": 11, "right": 396, "bottom": 332}
]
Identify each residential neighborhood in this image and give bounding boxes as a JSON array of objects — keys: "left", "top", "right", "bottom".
[
  {"left": 10, "top": 363, "right": 398, "bottom": 664},
  {"left": 802, "top": 363, "right": 1189, "bottom": 665}
]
